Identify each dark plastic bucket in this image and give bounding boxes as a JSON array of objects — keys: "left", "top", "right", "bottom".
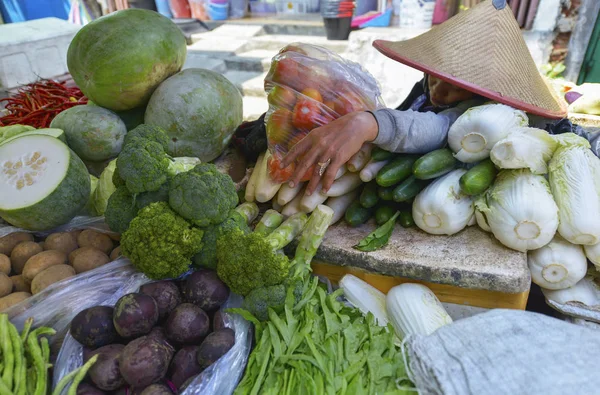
[{"left": 323, "top": 17, "right": 352, "bottom": 40}]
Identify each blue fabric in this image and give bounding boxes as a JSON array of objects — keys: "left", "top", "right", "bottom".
[{"left": 0, "top": 0, "right": 69, "bottom": 23}]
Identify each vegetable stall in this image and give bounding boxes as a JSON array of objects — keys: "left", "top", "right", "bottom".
[{"left": 0, "top": 7, "right": 599, "bottom": 395}]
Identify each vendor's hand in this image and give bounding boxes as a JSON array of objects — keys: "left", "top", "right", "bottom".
[{"left": 282, "top": 111, "right": 379, "bottom": 196}]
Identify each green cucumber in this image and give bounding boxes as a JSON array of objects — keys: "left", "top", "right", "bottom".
[
  {"left": 345, "top": 200, "right": 372, "bottom": 227},
  {"left": 371, "top": 147, "right": 395, "bottom": 162},
  {"left": 393, "top": 176, "right": 429, "bottom": 202},
  {"left": 375, "top": 205, "right": 396, "bottom": 225},
  {"left": 360, "top": 182, "right": 379, "bottom": 209},
  {"left": 459, "top": 159, "right": 497, "bottom": 195},
  {"left": 413, "top": 148, "right": 457, "bottom": 180},
  {"left": 378, "top": 186, "right": 394, "bottom": 201},
  {"left": 398, "top": 210, "right": 415, "bottom": 228},
  {"left": 376, "top": 155, "right": 419, "bottom": 187}
]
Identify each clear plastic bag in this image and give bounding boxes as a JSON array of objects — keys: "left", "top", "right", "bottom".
[
  {"left": 0, "top": 215, "right": 115, "bottom": 239},
  {"left": 264, "top": 43, "right": 385, "bottom": 183}
]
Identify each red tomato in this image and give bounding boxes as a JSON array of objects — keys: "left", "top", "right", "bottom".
[
  {"left": 334, "top": 91, "right": 367, "bottom": 116},
  {"left": 268, "top": 86, "right": 297, "bottom": 109},
  {"left": 292, "top": 99, "right": 322, "bottom": 131},
  {"left": 300, "top": 88, "right": 323, "bottom": 103},
  {"left": 269, "top": 58, "right": 299, "bottom": 85},
  {"left": 267, "top": 155, "right": 294, "bottom": 183},
  {"left": 266, "top": 109, "right": 293, "bottom": 144},
  {"left": 324, "top": 100, "right": 336, "bottom": 111},
  {"left": 287, "top": 132, "right": 307, "bottom": 150}
]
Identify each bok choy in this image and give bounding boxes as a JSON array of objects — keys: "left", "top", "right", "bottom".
[
  {"left": 585, "top": 242, "right": 600, "bottom": 268},
  {"left": 490, "top": 127, "right": 557, "bottom": 174},
  {"left": 542, "top": 278, "right": 599, "bottom": 306}
]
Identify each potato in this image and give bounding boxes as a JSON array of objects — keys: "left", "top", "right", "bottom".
[
  {"left": 0, "top": 273, "right": 12, "bottom": 298},
  {"left": 44, "top": 232, "right": 79, "bottom": 255},
  {"left": 31, "top": 264, "right": 76, "bottom": 295},
  {"left": 72, "top": 248, "right": 110, "bottom": 274},
  {"left": 10, "top": 241, "right": 43, "bottom": 275},
  {"left": 0, "top": 292, "right": 31, "bottom": 311},
  {"left": 0, "top": 232, "right": 34, "bottom": 255},
  {"left": 77, "top": 230, "right": 113, "bottom": 255},
  {"left": 22, "top": 250, "right": 68, "bottom": 283},
  {"left": 109, "top": 246, "right": 122, "bottom": 261},
  {"left": 69, "top": 248, "right": 85, "bottom": 265},
  {"left": 0, "top": 254, "right": 10, "bottom": 276},
  {"left": 10, "top": 275, "right": 30, "bottom": 293}
]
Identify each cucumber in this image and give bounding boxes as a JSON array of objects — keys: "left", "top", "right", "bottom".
[
  {"left": 376, "top": 155, "right": 419, "bottom": 187},
  {"left": 413, "top": 148, "right": 457, "bottom": 180},
  {"left": 393, "top": 176, "right": 429, "bottom": 202},
  {"left": 360, "top": 182, "right": 379, "bottom": 209},
  {"left": 345, "top": 200, "right": 372, "bottom": 227},
  {"left": 371, "top": 147, "right": 395, "bottom": 162},
  {"left": 378, "top": 186, "right": 394, "bottom": 201},
  {"left": 398, "top": 210, "right": 415, "bottom": 228},
  {"left": 375, "top": 205, "right": 397, "bottom": 225},
  {"left": 459, "top": 159, "right": 497, "bottom": 195}
]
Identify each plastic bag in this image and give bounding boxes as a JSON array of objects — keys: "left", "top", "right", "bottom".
[
  {"left": 264, "top": 43, "right": 385, "bottom": 183},
  {"left": 0, "top": 215, "right": 114, "bottom": 239}
]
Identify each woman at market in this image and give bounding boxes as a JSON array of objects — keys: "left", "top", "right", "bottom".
[{"left": 281, "top": 0, "right": 569, "bottom": 196}]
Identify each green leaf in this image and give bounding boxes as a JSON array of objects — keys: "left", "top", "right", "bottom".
[{"left": 353, "top": 211, "right": 400, "bottom": 252}]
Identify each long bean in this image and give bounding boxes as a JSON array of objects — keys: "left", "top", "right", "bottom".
[
  {"left": 0, "top": 377, "right": 12, "bottom": 395},
  {"left": 67, "top": 355, "right": 98, "bottom": 395},
  {"left": 26, "top": 328, "right": 55, "bottom": 395},
  {"left": 0, "top": 316, "right": 13, "bottom": 389},
  {"left": 7, "top": 324, "right": 22, "bottom": 394},
  {"left": 19, "top": 319, "right": 32, "bottom": 343}
]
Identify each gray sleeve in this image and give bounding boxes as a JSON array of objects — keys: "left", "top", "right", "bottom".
[{"left": 368, "top": 100, "right": 479, "bottom": 154}]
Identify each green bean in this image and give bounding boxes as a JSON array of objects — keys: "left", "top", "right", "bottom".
[
  {"left": 0, "top": 316, "right": 14, "bottom": 390},
  {"left": 0, "top": 377, "right": 13, "bottom": 395},
  {"left": 7, "top": 324, "right": 22, "bottom": 394},
  {"left": 40, "top": 338, "right": 50, "bottom": 367},
  {"left": 67, "top": 354, "right": 98, "bottom": 395},
  {"left": 51, "top": 368, "right": 79, "bottom": 395},
  {"left": 15, "top": 360, "right": 25, "bottom": 395},
  {"left": 26, "top": 332, "right": 46, "bottom": 395},
  {"left": 25, "top": 368, "right": 34, "bottom": 395},
  {"left": 19, "top": 319, "right": 32, "bottom": 343}
]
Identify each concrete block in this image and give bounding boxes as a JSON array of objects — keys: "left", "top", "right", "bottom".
[
  {"left": 532, "top": 0, "right": 561, "bottom": 32},
  {"left": 225, "top": 49, "right": 278, "bottom": 72},
  {"left": 249, "top": 34, "right": 348, "bottom": 53},
  {"left": 0, "top": 18, "right": 80, "bottom": 89},
  {"left": 191, "top": 24, "right": 265, "bottom": 42},
  {"left": 187, "top": 38, "right": 250, "bottom": 58},
  {"left": 183, "top": 53, "right": 227, "bottom": 73},
  {"left": 223, "top": 70, "right": 266, "bottom": 97}
]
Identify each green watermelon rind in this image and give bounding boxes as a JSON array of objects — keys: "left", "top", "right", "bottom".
[
  {"left": 0, "top": 128, "right": 66, "bottom": 145},
  {"left": 0, "top": 136, "right": 91, "bottom": 231}
]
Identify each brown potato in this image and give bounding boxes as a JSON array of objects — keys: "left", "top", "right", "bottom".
[
  {"left": 0, "top": 232, "right": 34, "bottom": 256},
  {"left": 10, "top": 241, "right": 43, "bottom": 275},
  {"left": 31, "top": 264, "right": 76, "bottom": 295},
  {"left": 0, "top": 254, "right": 10, "bottom": 276},
  {"left": 77, "top": 230, "right": 113, "bottom": 255},
  {"left": 68, "top": 248, "right": 85, "bottom": 265},
  {"left": 10, "top": 275, "right": 30, "bottom": 293},
  {"left": 110, "top": 246, "right": 122, "bottom": 261},
  {"left": 70, "top": 230, "right": 83, "bottom": 240},
  {"left": 72, "top": 247, "right": 110, "bottom": 274},
  {"left": 44, "top": 232, "right": 79, "bottom": 255},
  {"left": 38, "top": 242, "right": 45, "bottom": 250},
  {"left": 22, "top": 250, "right": 68, "bottom": 283},
  {"left": 0, "top": 292, "right": 31, "bottom": 311},
  {"left": 0, "top": 273, "right": 12, "bottom": 298}
]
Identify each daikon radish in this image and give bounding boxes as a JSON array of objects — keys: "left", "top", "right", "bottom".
[
  {"left": 255, "top": 151, "right": 283, "bottom": 203},
  {"left": 300, "top": 184, "right": 328, "bottom": 213},
  {"left": 326, "top": 189, "right": 360, "bottom": 224},
  {"left": 347, "top": 144, "right": 373, "bottom": 172},
  {"left": 326, "top": 172, "right": 363, "bottom": 197},
  {"left": 277, "top": 182, "right": 305, "bottom": 206},
  {"left": 244, "top": 152, "right": 264, "bottom": 203},
  {"left": 282, "top": 187, "right": 306, "bottom": 217},
  {"left": 272, "top": 200, "right": 283, "bottom": 212},
  {"left": 360, "top": 159, "right": 390, "bottom": 182},
  {"left": 335, "top": 166, "right": 348, "bottom": 180}
]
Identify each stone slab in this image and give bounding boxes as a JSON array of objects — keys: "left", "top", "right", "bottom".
[
  {"left": 0, "top": 18, "right": 80, "bottom": 90},
  {"left": 187, "top": 38, "right": 250, "bottom": 58},
  {"left": 183, "top": 53, "right": 227, "bottom": 73},
  {"left": 248, "top": 34, "right": 348, "bottom": 53},
  {"left": 310, "top": 221, "right": 530, "bottom": 294},
  {"left": 243, "top": 96, "right": 269, "bottom": 120},
  {"left": 225, "top": 49, "right": 277, "bottom": 72}
]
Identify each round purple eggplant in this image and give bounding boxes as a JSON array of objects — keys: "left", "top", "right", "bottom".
[
  {"left": 197, "top": 328, "right": 235, "bottom": 369},
  {"left": 113, "top": 293, "right": 159, "bottom": 338},
  {"left": 165, "top": 303, "right": 210, "bottom": 345},
  {"left": 87, "top": 344, "right": 126, "bottom": 391},
  {"left": 182, "top": 270, "right": 229, "bottom": 312},
  {"left": 169, "top": 346, "right": 204, "bottom": 389},
  {"left": 70, "top": 306, "right": 118, "bottom": 348},
  {"left": 139, "top": 281, "right": 181, "bottom": 321},
  {"left": 119, "top": 336, "right": 174, "bottom": 388}
]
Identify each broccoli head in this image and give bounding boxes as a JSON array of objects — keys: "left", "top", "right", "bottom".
[
  {"left": 169, "top": 163, "right": 238, "bottom": 227},
  {"left": 242, "top": 280, "right": 303, "bottom": 321},
  {"left": 193, "top": 210, "right": 251, "bottom": 270},
  {"left": 104, "top": 186, "right": 137, "bottom": 234},
  {"left": 124, "top": 124, "right": 170, "bottom": 151},
  {"left": 216, "top": 228, "right": 290, "bottom": 296},
  {"left": 117, "top": 137, "right": 172, "bottom": 194},
  {"left": 121, "top": 202, "right": 204, "bottom": 280},
  {"left": 135, "top": 180, "right": 170, "bottom": 211}
]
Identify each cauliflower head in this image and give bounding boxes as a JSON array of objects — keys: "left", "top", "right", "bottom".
[
  {"left": 169, "top": 163, "right": 238, "bottom": 227},
  {"left": 121, "top": 202, "right": 204, "bottom": 279},
  {"left": 117, "top": 137, "right": 172, "bottom": 194}
]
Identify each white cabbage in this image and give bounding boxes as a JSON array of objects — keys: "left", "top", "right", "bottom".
[
  {"left": 475, "top": 169, "right": 559, "bottom": 252},
  {"left": 448, "top": 103, "right": 528, "bottom": 163},
  {"left": 490, "top": 127, "right": 557, "bottom": 174},
  {"left": 584, "top": 242, "right": 600, "bottom": 268},
  {"left": 542, "top": 278, "right": 599, "bottom": 306}
]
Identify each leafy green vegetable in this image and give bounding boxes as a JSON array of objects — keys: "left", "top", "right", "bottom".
[
  {"left": 354, "top": 211, "right": 399, "bottom": 252},
  {"left": 92, "top": 159, "right": 117, "bottom": 216}
]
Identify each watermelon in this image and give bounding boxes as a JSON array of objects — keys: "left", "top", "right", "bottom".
[
  {"left": 67, "top": 9, "right": 187, "bottom": 112},
  {"left": 0, "top": 128, "right": 66, "bottom": 145},
  {"left": 144, "top": 68, "right": 243, "bottom": 162},
  {"left": 50, "top": 105, "right": 127, "bottom": 162},
  {"left": 0, "top": 135, "right": 91, "bottom": 231}
]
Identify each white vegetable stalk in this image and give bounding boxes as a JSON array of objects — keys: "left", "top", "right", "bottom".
[
  {"left": 347, "top": 144, "right": 373, "bottom": 172},
  {"left": 339, "top": 275, "right": 388, "bottom": 327},
  {"left": 325, "top": 172, "right": 363, "bottom": 197},
  {"left": 490, "top": 127, "right": 557, "bottom": 174},
  {"left": 277, "top": 181, "right": 305, "bottom": 206},
  {"left": 527, "top": 234, "right": 588, "bottom": 290},
  {"left": 360, "top": 159, "right": 390, "bottom": 183},
  {"left": 448, "top": 103, "right": 528, "bottom": 163},
  {"left": 244, "top": 152, "right": 264, "bottom": 203},
  {"left": 255, "top": 151, "right": 283, "bottom": 203},
  {"left": 584, "top": 242, "right": 600, "bottom": 268},
  {"left": 475, "top": 169, "right": 558, "bottom": 252},
  {"left": 300, "top": 184, "right": 328, "bottom": 213},
  {"left": 386, "top": 283, "right": 452, "bottom": 338},
  {"left": 549, "top": 145, "right": 600, "bottom": 246},
  {"left": 541, "top": 278, "right": 599, "bottom": 306},
  {"left": 281, "top": 188, "right": 305, "bottom": 217},
  {"left": 475, "top": 209, "right": 491, "bottom": 232},
  {"left": 412, "top": 169, "right": 475, "bottom": 236},
  {"left": 325, "top": 189, "right": 360, "bottom": 224}
]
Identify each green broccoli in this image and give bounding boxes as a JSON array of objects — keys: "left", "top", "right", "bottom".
[
  {"left": 169, "top": 163, "right": 238, "bottom": 227},
  {"left": 104, "top": 186, "right": 137, "bottom": 234},
  {"left": 135, "top": 180, "right": 171, "bottom": 211},
  {"left": 120, "top": 202, "right": 204, "bottom": 279},
  {"left": 117, "top": 138, "right": 172, "bottom": 194},
  {"left": 242, "top": 280, "right": 304, "bottom": 321},
  {"left": 123, "top": 124, "right": 170, "bottom": 151},
  {"left": 112, "top": 167, "right": 126, "bottom": 188}
]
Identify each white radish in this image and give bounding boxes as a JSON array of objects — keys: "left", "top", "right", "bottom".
[
  {"left": 244, "top": 153, "right": 264, "bottom": 203},
  {"left": 347, "top": 144, "right": 373, "bottom": 172},
  {"left": 325, "top": 189, "right": 360, "bottom": 224},
  {"left": 300, "top": 184, "right": 328, "bottom": 213},
  {"left": 335, "top": 165, "right": 348, "bottom": 180},
  {"left": 277, "top": 182, "right": 305, "bottom": 206},
  {"left": 282, "top": 188, "right": 305, "bottom": 217},
  {"left": 360, "top": 159, "right": 390, "bottom": 183},
  {"left": 326, "top": 172, "right": 363, "bottom": 197},
  {"left": 255, "top": 151, "right": 283, "bottom": 203},
  {"left": 272, "top": 199, "right": 283, "bottom": 212}
]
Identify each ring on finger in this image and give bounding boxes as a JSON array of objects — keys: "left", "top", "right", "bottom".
[{"left": 318, "top": 159, "right": 331, "bottom": 177}]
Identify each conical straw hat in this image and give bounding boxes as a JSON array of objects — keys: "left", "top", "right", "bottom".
[{"left": 373, "top": 0, "right": 567, "bottom": 119}]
